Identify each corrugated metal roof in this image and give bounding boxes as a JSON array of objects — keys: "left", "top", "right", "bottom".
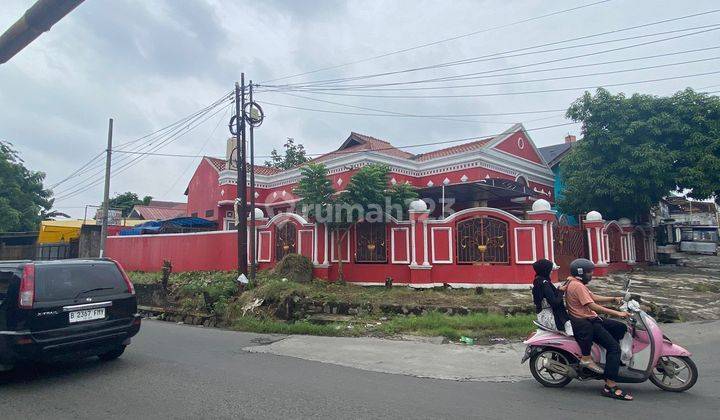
[{"left": 130, "top": 205, "right": 187, "bottom": 220}]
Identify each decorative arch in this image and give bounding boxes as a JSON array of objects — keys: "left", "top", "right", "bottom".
[{"left": 515, "top": 174, "right": 529, "bottom": 186}]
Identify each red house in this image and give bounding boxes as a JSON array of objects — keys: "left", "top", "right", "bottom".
[{"left": 107, "top": 124, "right": 655, "bottom": 286}]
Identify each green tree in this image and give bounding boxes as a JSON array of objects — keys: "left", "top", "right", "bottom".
[
  {"left": 0, "top": 141, "right": 53, "bottom": 232},
  {"left": 107, "top": 192, "right": 153, "bottom": 217},
  {"left": 559, "top": 88, "right": 720, "bottom": 220},
  {"left": 294, "top": 163, "right": 417, "bottom": 281},
  {"left": 264, "top": 138, "right": 308, "bottom": 170}
]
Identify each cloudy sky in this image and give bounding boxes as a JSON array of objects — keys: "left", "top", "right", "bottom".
[{"left": 1, "top": 0, "right": 719, "bottom": 217}]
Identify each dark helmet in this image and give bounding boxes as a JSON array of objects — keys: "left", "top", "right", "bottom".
[{"left": 570, "top": 258, "right": 595, "bottom": 284}]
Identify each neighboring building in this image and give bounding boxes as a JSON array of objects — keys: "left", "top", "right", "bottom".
[
  {"left": 538, "top": 134, "right": 577, "bottom": 224},
  {"left": 654, "top": 196, "right": 719, "bottom": 253},
  {"left": 128, "top": 200, "right": 187, "bottom": 220}
]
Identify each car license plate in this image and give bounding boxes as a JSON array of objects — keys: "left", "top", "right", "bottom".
[{"left": 69, "top": 308, "right": 106, "bottom": 323}]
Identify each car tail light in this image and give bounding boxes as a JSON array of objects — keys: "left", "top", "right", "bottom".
[
  {"left": 111, "top": 260, "right": 135, "bottom": 295},
  {"left": 19, "top": 263, "right": 35, "bottom": 309}
]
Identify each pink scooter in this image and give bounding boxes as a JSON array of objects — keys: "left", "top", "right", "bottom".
[{"left": 521, "top": 279, "right": 698, "bottom": 392}]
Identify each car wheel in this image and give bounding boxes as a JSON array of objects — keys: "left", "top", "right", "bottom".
[{"left": 98, "top": 346, "right": 126, "bottom": 362}]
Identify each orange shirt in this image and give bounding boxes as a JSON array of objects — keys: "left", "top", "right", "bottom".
[{"left": 565, "top": 278, "right": 598, "bottom": 319}]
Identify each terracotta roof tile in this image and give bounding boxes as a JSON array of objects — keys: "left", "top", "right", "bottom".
[
  {"left": 204, "top": 156, "right": 282, "bottom": 175},
  {"left": 310, "top": 132, "right": 414, "bottom": 163},
  {"left": 412, "top": 137, "right": 493, "bottom": 162}
]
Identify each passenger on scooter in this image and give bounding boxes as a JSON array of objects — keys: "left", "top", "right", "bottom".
[
  {"left": 531, "top": 259, "right": 573, "bottom": 334},
  {"left": 565, "top": 258, "right": 634, "bottom": 401}
]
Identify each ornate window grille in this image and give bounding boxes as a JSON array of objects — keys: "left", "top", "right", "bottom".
[
  {"left": 607, "top": 227, "right": 623, "bottom": 262},
  {"left": 456, "top": 217, "right": 509, "bottom": 264},
  {"left": 355, "top": 223, "right": 387, "bottom": 263},
  {"left": 275, "top": 222, "right": 297, "bottom": 261},
  {"left": 634, "top": 230, "right": 646, "bottom": 262}
]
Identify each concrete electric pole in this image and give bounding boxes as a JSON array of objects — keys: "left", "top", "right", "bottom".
[{"left": 99, "top": 118, "right": 113, "bottom": 257}]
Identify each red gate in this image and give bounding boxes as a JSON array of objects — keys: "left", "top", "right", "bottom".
[{"left": 553, "top": 223, "right": 588, "bottom": 279}]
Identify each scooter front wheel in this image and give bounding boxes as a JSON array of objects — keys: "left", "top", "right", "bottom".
[
  {"left": 529, "top": 349, "right": 574, "bottom": 388},
  {"left": 650, "top": 356, "right": 698, "bottom": 392}
]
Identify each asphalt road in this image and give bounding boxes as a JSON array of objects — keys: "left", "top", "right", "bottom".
[{"left": 2, "top": 320, "right": 719, "bottom": 419}]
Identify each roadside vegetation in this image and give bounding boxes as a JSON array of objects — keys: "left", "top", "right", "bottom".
[{"left": 128, "top": 269, "right": 535, "bottom": 343}]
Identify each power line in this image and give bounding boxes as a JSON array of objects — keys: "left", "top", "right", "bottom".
[
  {"left": 55, "top": 102, "right": 232, "bottom": 202},
  {"left": 263, "top": 12, "right": 720, "bottom": 89},
  {"left": 259, "top": 97, "right": 564, "bottom": 125},
  {"left": 53, "top": 96, "right": 233, "bottom": 197},
  {"left": 54, "top": 101, "right": 233, "bottom": 202},
  {"left": 270, "top": 70, "right": 720, "bottom": 99},
  {"left": 264, "top": 55, "right": 720, "bottom": 95},
  {"left": 49, "top": 92, "right": 233, "bottom": 192},
  {"left": 266, "top": 91, "right": 567, "bottom": 117},
  {"left": 261, "top": 24, "right": 720, "bottom": 92},
  {"left": 160, "top": 105, "right": 230, "bottom": 198},
  {"left": 260, "top": 0, "right": 612, "bottom": 84},
  {"left": 110, "top": 121, "right": 580, "bottom": 162}
]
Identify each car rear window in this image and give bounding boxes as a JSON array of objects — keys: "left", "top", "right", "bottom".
[
  {"left": 35, "top": 263, "right": 128, "bottom": 302},
  {"left": 0, "top": 269, "right": 19, "bottom": 300}
]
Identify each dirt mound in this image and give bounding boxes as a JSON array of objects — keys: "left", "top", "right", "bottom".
[{"left": 273, "top": 253, "right": 313, "bottom": 283}]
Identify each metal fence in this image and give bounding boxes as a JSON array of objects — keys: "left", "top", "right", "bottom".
[{"left": 0, "top": 242, "right": 79, "bottom": 261}]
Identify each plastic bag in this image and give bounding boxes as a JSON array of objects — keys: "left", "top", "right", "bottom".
[{"left": 620, "top": 332, "right": 633, "bottom": 366}]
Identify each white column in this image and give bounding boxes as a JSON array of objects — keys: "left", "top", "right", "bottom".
[
  {"left": 586, "top": 228, "right": 594, "bottom": 263},
  {"left": 594, "top": 227, "right": 604, "bottom": 264},
  {"left": 312, "top": 224, "right": 319, "bottom": 265},
  {"left": 542, "top": 221, "right": 550, "bottom": 260},
  {"left": 422, "top": 220, "right": 429, "bottom": 266},
  {"left": 410, "top": 220, "right": 417, "bottom": 266}
]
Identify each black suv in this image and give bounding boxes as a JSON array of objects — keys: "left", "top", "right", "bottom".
[{"left": 0, "top": 259, "right": 141, "bottom": 371}]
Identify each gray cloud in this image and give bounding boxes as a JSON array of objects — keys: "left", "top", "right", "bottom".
[{"left": 1, "top": 0, "right": 718, "bottom": 216}]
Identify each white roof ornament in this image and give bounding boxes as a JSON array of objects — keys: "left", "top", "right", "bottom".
[
  {"left": 531, "top": 199, "right": 551, "bottom": 212},
  {"left": 248, "top": 207, "right": 265, "bottom": 219},
  {"left": 586, "top": 210, "right": 603, "bottom": 221},
  {"left": 337, "top": 178, "right": 343, "bottom": 186},
  {"left": 443, "top": 177, "right": 450, "bottom": 185},
  {"left": 485, "top": 174, "right": 490, "bottom": 179},
  {"left": 390, "top": 177, "right": 397, "bottom": 185},
  {"left": 460, "top": 174, "right": 469, "bottom": 183},
  {"left": 427, "top": 180, "right": 434, "bottom": 187},
  {"left": 409, "top": 199, "right": 428, "bottom": 212},
  {"left": 254, "top": 191, "right": 259, "bottom": 198}
]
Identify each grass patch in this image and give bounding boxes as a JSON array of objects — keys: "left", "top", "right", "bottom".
[
  {"left": 376, "top": 312, "right": 535, "bottom": 341},
  {"left": 692, "top": 282, "right": 720, "bottom": 293},
  {"left": 231, "top": 317, "right": 357, "bottom": 336}
]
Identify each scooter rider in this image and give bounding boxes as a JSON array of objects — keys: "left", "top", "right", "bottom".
[{"left": 564, "top": 258, "right": 634, "bottom": 401}]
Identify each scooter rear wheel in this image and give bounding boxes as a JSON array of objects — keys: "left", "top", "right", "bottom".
[
  {"left": 649, "top": 356, "right": 698, "bottom": 392},
  {"left": 529, "top": 349, "right": 574, "bottom": 388}
]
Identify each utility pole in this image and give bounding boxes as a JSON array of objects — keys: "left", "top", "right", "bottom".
[
  {"left": 235, "top": 76, "right": 248, "bottom": 277},
  {"left": 99, "top": 118, "right": 113, "bottom": 257},
  {"left": 248, "top": 81, "right": 257, "bottom": 282}
]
